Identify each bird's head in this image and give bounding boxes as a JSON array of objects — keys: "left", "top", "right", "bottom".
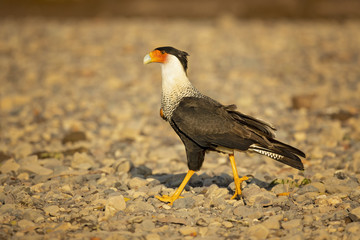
[{"left": 144, "top": 46, "right": 189, "bottom": 73}]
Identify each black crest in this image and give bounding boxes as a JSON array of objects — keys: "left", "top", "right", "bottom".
[{"left": 155, "top": 46, "right": 189, "bottom": 73}]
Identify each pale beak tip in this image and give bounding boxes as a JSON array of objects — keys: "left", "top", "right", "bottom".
[{"left": 143, "top": 54, "right": 152, "bottom": 64}]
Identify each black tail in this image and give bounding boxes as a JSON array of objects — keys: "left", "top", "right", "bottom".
[{"left": 249, "top": 139, "right": 305, "bottom": 170}]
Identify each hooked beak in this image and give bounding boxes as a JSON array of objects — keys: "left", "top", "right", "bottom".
[
  {"left": 143, "top": 54, "right": 152, "bottom": 64},
  {"left": 143, "top": 50, "right": 167, "bottom": 64}
]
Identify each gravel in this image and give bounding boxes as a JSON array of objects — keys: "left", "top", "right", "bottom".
[{"left": 1, "top": 17, "right": 360, "bottom": 239}]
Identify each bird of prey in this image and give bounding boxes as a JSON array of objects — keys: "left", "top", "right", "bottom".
[{"left": 143, "top": 46, "right": 305, "bottom": 205}]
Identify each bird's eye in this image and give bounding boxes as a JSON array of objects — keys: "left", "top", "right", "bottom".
[{"left": 161, "top": 50, "right": 165, "bottom": 54}]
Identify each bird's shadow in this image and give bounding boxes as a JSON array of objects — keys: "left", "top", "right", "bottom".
[{"left": 130, "top": 164, "right": 270, "bottom": 192}]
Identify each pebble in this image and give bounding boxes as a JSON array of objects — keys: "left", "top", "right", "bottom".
[
  {"left": 23, "top": 209, "right": 45, "bottom": 223},
  {"left": 146, "top": 233, "right": 161, "bottom": 240},
  {"left": 233, "top": 206, "right": 263, "bottom": 219},
  {"left": 324, "top": 175, "right": 358, "bottom": 194},
  {"left": 62, "top": 131, "right": 87, "bottom": 144},
  {"left": 104, "top": 195, "right": 126, "bottom": 218},
  {"left": 116, "top": 159, "right": 132, "bottom": 173},
  {"left": 140, "top": 219, "right": 155, "bottom": 231},
  {"left": 18, "top": 155, "right": 53, "bottom": 175},
  {"left": 281, "top": 219, "right": 303, "bottom": 230},
  {"left": 13, "top": 142, "right": 33, "bottom": 158},
  {"left": 173, "top": 196, "right": 196, "bottom": 209},
  {"left": 346, "top": 222, "right": 360, "bottom": 233},
  {"left": 17, "top": 172, "right": 29, "bottom": 180},
  {"left": 242, "top": 184, "right": 276, "bottom": 207},
  {"left": 71, "top": 152, "right": 95, "bottom": 170},
  {"left": 248, "top": 224, "right": 269, "bottom": 240},
  {"left": 222, "top": 221, "right": 233, "bottom": 228},
  {"left": 126, "top": 201, "right": 155, "bottom": 213},
  {"left": 179, "top": 226, "right": 197, "bottom": 236},
  {"left": 205, "top": 184, "right": 229, "bottom": 199},
  {"left": 196, "top": 217, "right": 209, "bottom": 227},
  {"left": 297, "top": 182, "right": 325, "bottom": 194},
  {"left": 0, "top": 158, "right": 20, "bottom": 174},
  {"left": 127, "top": 177, "right": 148, "bottom": 190},
  {"left": 147, "top": 185, "right": 162, "bottom": 196},
  {"left": 349, "top": 207, "right": 360, "bottom": 222},
  {"left": 43, "top": 205, "right": 60, "bottom": 216},
  {"left": 262, "top": 214, "right": 283, "bottom": 230},
  {"left": 18, "top": 219, "right": 35, "bottom": 229}
]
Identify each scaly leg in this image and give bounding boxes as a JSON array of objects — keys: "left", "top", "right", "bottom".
[
  {"left": 156, "top": 170, "right": 195, "bottom": 205},
  {"left": 229, "top": 153, "right": 249, "bottom": 199}
]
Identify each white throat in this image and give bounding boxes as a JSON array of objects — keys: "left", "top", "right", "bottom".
[
  {"left": 160, "top": 54, "right": 202, "bottom": 119},
  {"left": 161, "top": 55, "right": 191, "bottom": 94}
]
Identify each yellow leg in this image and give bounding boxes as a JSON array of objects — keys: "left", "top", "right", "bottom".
[
  {"left": 156, "top": 170, "right": 195, "bottom": 205},
  {"left": 229, "top": 153, "right": 249, "bottom": 200}
]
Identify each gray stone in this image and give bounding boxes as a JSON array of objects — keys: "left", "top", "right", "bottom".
[
  {"left": 349, "top": 206, "right": 360, "bottom": 222},
  {"left": 233, "top": 206, "right": 263, "bottom": 219},
  {"left": 147, "top": 179, "right": 161, "bottom": 188},
  {"left": 62, "top": 131, "right": 87, "bottom": 144},
  {"left": 116, "top": 159, "right": 132, "bottom": 173},
  {"left": 196, "top": 217, "right": 209, "bottom": 227},
  {"left": 147, "top": 185, "right": 162, "bottom": 196},
  {"left": 262, "top": 214, "right": 283, "bottom": 230},
  {"left": 0, "top": 158, "right": 20, "bottom": 174},
  {"left": 126, "top": 201, "right": 155, "bottom": 213},
  {"left": 128, "top": 177, "right": 148, "bottom": 190},
  {"left": 349, "top": 189, "right": 360, "bottom": 201},
  {"left": 271, "top": 184, "right": 289, "bottom": 195},
  {"left": 346, "top": 222, "right": 360, "bottom": 233},
  {"left": 179, "top": 226, "right": 197, "bottom": 236},
  {"left": 303, "top": 215, "right": 313, "bottom": 225},
  {"left": 324, "top": 176, "right": 357, "bottom": 194},
  {"left": 192, "top": 195, "right": 205, "bottom": 207},
  {"left": 23, "top": 209, "right": 45, "bottom": 223},
  {"left": 71, "top": 152, "right": 95, "bottom": 170},
  {"left": 248, "top": 224, "right": 269, "bottom": 240},
  {"left": 146, "top": 233, "right": 161, "bottom": 240},
  {"left": 296, "top": 182, "right": 325, "bottom": 195},
  {"left": 18, "top": 219, "right": 36, "bottom": 229},
  {"left": 104, "top": 195, "right": 126, "bottom": 218},
  {"left": 242, "top": 184, "right": 276, "bottom": 207},
  {"left": 222, "top": 220, "right": 233, "bottom": 228},
  {"left": 281, "top": 219, "right": 303, "bottom": 230},
  {"left": 282, "top": 233, "right": 304, "bottom": 240},
  {"left": 19, "top": 155, "right": 53, "bottom": 175},
  {"left": 130, "top": 165, "right": 152, "bottom": 178},
  {"left": 173, "top": 197, "right": 196, "bottom": 209},
  {"left": 205, "top": 184, "right": 229, "bottom": 199},
  {"left": 43, "top": 205, "right": 60, "bottom": 216},
  {"left": 13, "top": 142, "right": 33, "bottom": 158},
  {"left": 313, "top": 229, "right": 330, "bottom": 239},
  {"left": 0, "top": 204, "right": 16, "bottom": 214},
  {"left": 295, "top": 192, "right": 319, "bottom": 203},
  {"left": 140, "top": 219, "right": 155, "bottom": 231}
]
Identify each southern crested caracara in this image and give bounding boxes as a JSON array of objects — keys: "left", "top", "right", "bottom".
[{"left": 144, "top": 46, "right": 305, "bottom": 205}]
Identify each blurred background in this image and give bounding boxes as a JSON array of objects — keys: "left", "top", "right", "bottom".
[
  {"left": 0, "top": 0, "right": 360, "bottom": 19},
  {"left": 1, "top": 0, "right": 360, "bottom": 19},
  {"left": 1, "top": 0, "right": 359, "bottom": 153},
  {"left": 1, "top": 0, "right": 360, "bottom": 168}
]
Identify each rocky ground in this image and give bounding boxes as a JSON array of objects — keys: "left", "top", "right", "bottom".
[{"left": 0, "top": 17, "right": 360, "bottom": 239}]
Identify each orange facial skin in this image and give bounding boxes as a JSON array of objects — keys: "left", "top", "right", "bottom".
[{"left": 149, "top": 50, "right": 168, "bottom": 63}]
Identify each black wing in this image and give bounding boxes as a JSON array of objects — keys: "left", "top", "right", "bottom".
[
  {"left": 170, "top": 97, "right": 305, "bottom": 170},
  {"left": 170, "top": 97, "right": 270, "bottom": 151}
]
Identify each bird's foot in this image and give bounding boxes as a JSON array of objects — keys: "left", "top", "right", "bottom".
[
  {"left": 231, "top": 175, "right": 250, "bottom": 200},
  {"left": 155, "top": 194, "right": 184, "bottom": 205}
]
